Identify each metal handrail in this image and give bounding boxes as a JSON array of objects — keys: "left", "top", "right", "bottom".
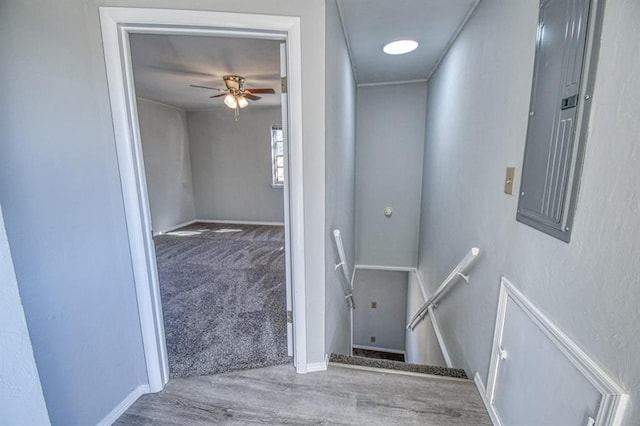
[
  {"left": 332, "top": 229, "right": 355, "bottom": 309},
  {"left": 407, "top": 248, "right": 480, "bottom": 330}
]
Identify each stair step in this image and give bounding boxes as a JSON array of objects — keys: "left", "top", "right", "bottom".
[{"left": 329, "top": 353, "right": 467, "bottom": 380}]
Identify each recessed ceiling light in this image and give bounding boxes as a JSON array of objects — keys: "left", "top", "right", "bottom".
[{"left": 383, "top": 40, "right": 419, "bottom": 55}]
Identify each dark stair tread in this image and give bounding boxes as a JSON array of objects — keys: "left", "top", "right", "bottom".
[{"left": 329, "top": 353, "right": 468, "bottom": 379}]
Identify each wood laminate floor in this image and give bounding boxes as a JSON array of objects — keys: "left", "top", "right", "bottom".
[{"left": 115, "top": 363, "right": 491, "bottom": 425}]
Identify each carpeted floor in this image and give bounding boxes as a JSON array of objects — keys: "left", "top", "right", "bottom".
[
  {"left": 154, "top": 222, "right": 290, "bottom": 378},
  {"left": 352, "top": 347, "right": 405, "bottom": 362},
  {"left": 329, "top": 353, "right": 468, "bottom": 379}
]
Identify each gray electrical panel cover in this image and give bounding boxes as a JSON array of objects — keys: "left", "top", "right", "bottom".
[{"left": 517, "top": 0, "right": 600, "bottom": 242}]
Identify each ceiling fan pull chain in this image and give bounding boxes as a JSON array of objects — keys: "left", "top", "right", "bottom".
[{"left": 234, "top": 106, "right": 239, "bottom": 121}]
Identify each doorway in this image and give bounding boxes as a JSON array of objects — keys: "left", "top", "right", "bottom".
[
  {"left": 99, "top": 7, "right": 308, "bottom": 391},
  {"left": 129, "top": 33, "right": 290, "bottom": 377}
]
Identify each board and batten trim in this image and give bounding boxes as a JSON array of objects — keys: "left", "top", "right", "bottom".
[
  {"left": 96, "top": 384, "right": 149, "bottom": 426},
  {"left": 484, "top": 277, "right": 628, "bottom": 425}
]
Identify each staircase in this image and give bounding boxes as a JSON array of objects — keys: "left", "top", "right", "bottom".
[{"left": 329, "top": 353, "right": 467, "bottom": 379}]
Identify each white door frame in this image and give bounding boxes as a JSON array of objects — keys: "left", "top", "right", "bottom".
[{"left": 99, "top": 7, "right": 307, "bottom": 392}]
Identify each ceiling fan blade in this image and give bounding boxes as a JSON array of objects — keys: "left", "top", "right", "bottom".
[
  {"left": 209, "top": 93, "right": 226, "bottom": 98},
  {"left": 244, "top": 93, "right": 262, "bottom": 101},
  {"left": 190, "top": 84, "right": 224, "bottom": 91},
  {"left": 245, "top": 88, "right": 276, "bottom": 94}
]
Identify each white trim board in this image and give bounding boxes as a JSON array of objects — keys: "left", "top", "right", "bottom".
[
  {"left": 156, "top": 219, "right": 285, "bottom": 236},
  {"left": 99, "top": 7, "right": 309, "bottom": 393},
  {"left": 306, "top": 354, "right": 330, "bottom": 373},
  {"left": 355, "top": 264, "right": 415, "bottom": 272},
  {"left": 483, "top": 277, "right": 628, "bottom": 426},
  {"left": 96, "top": 384, "right": 149, "bottom": 426},
  {"left": 196, "top": 219, "right": 285, "bottom": 226},
  {"left": 154, "top": 219, "right": 196, "bottom": 236},
  {"left": 353, "top": 344, "right": 407, "bottom": 356}
]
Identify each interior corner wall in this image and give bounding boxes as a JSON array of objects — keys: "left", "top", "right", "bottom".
[
  {"left": 417, "top": 0, "right": 640, "bottom": 423},
  {"left": 352, "top": 269, "right": 408, "bottom": 351},
  {"left": 188, "top": 107, "right": 285, "bottom": 224},
  {"left": 324, "top": 0, "right": 357, "bottom": 356},
  {"left": 404, "top": 272, "right": 445, "bottom": 367},
  {"left": 137, "top": 99, "right": 196, "bottom": 233},
  {"left": 0, "top": 205, "right": 50, "bottom": 425},
  {"left": 355, "top": 82, "right": 426, "bottom": 268},
  {"left": 0, "top": 0, "right": 326, "bottom": 422}
]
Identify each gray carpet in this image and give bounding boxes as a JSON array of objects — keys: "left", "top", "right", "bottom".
[
  {"left": 154, "top": 222, "right": 290, "bottom": 378},
  {"left": 329, "top": 353, "right": 468, "bottom": 379}
]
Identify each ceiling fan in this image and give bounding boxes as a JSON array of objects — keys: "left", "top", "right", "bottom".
[{"left": 190, "top": 75, "right": 276, "bottom": 120}]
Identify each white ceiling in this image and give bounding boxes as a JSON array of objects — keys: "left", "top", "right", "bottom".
[
  {"left": 337, "top": 0, "right": 479, "bottom": 84},
  {"left": 129, "top": 1, "right": 478, "bottom": 108},
  {"left": 130, "top": 34, "right": 282, "bottom": 110}
]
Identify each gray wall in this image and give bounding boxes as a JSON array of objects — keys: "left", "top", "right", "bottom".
[
  {"left": 137, "top": 99, "right": 196, "bottom": 232},
  {"left": 405, "top": 272, "right": 445, "bottom": 366},
  {"left": 353, "top": 270, "right": 407, "bottom": 351},
  {"left": 0, "top": 205, "right": 50, "bottom": 426},
  {"left": 417, "top": 0, "right": 640, "bottom": 423},
  {"left": 188, "top": 107, "right": 284, "bottom": 223},
  {"left": 324, "top": 0, "right": 357, "bottom": 356},
  {"left": 0, "top": 2, "right": 149, "bottom": 424},
  {"left": 355, "top": 83, "right": 426, "bottom": 267},
  {"left": 0, "top": 0, "right": 326, "bottom": 423}
]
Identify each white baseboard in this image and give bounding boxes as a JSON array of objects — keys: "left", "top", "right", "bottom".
[
  {"left": 196, "top": 219, "right": 285, "bottom": 226},
  {"left": 413, "top": 270, "right": 453, "bottom": 368},
  {"left": 352, "top": 344, "right": 406, "bottom": 356},
  {"left": 355, "top": 264, "right": 415, "bottom": 272},
  {"left": 155, "top": 219, "right": 196, "bottom": 236},
  {"left": 474, "top": 372, "right": 500, "bottom": 425},
  {"left": 96, "top": 384, "right": 150, "bottom": 426},
  {"left": 305, "top": 354, "right": 329, "bottom": 373}
]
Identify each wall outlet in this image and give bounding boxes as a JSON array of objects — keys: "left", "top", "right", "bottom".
[
  {"left": 371, "top": 301, "right": 377, "bottom": 309},
  {"left": 370, "top": 336, "right": 376, "bottom": 343}
]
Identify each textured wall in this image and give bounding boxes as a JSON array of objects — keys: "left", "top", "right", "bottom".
[
  {"left": 324, "top": 0, "right": 357, "bottom": 356},
  {"left": 353, "top": 270, "right": 408, "bottom": 351},
  {"left": 355, "top": 83, "right": 426, "bottom": 267},
  {"left": 0, "top": 205, "right": 50, "bottom": 425},
  {"left": 405, "top": 272, "right": 445, "bottom": 366},
  {"left": 188, "top": 107, "right": 284, "bottom": 223},
  {"left": 0, "top": 2, "right": 149, "bottom": 424},
  {"left": 137, "top": 99, "right": 196, "bottom": 232},
  {"left": 418, "top": 0, "right": 640, "bottom": 423},
  {"left": 0, "top": 0, "right": 326, "bottom": 423}
]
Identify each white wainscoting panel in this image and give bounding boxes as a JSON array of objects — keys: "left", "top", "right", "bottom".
[{"left": 483, "top": 277, "right": 628, "bottom": 425}]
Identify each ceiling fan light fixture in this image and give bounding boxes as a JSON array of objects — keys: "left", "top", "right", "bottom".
[
  {"left": 237, "top": 96, "right": 249, "bottom": 109},
  {"left": 383, "top": 39, "right": 419, "bottom": 55},
  {"left": 224, "top": 93, "right": 238, "bottom": 109}
]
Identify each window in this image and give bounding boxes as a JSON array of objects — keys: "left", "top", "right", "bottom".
[{"left": 271, "top": 125, "right": 285, "bottom": 187}]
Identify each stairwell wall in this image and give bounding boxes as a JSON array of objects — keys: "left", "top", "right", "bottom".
[
  {"left": 325, "top": 0, "right": 357, "bottom": 356},
  {"left": 417, "top": 0, "right": 640, "bottom": 423},
  {"left": 355, "top": 83, "right": 426, "bottom": 268}
]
